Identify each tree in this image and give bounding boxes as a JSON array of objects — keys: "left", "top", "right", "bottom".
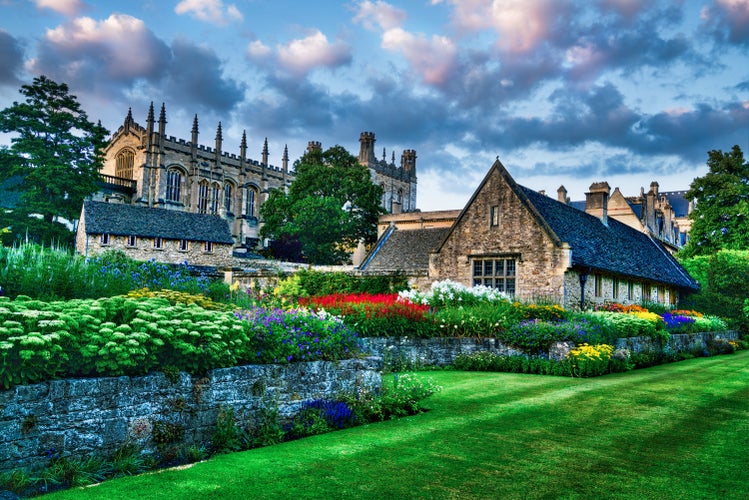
[
  {"left": 260, "top": 145, "right": 385, "bottom": 264},
  {"left": 0, "top": 75, "right": 109, "bottom": 243},
  {"left": 680, "top": 145, "right": 749, "bottom": 258}
]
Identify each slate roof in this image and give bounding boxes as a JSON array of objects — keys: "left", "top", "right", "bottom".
[
  {"left": 517, "top": 185, "right": 698, "bottom": 290},
  {"left": 360, "top": 226, "right": 449, "bottom": 272},
  {"left": 662, "top": 191, "right": 690, "bottom": 217},
  {"left": 81, "top": 201, "right": 234, "bottom": 244}
]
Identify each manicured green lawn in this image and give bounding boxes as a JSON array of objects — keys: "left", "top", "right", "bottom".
[{"left": 51, "top": 351, "right": 749, "bottom": 499}]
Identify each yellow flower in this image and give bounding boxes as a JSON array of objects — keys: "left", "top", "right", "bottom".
[{"left": 230, "top": 280, "right": 240, "bottom": 293}]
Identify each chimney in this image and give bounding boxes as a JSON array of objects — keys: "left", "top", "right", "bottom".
[
  {"left": 585, "top": 181, "right": 611, "bottom": 225},
  {"left": 557, "top": 185, "right": 569, "bottom": 204}
]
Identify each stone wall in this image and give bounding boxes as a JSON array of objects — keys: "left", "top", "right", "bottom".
[
  {"left": 362, "top": 331, "right": 741, "bottom": 369},
  {"left": 0, "top": 357, "right": 381, "bottom": 474}
]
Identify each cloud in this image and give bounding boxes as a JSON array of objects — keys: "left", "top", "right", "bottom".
[
  {"left": 701, "top": 0, "right": 749, "bottom": 45},
  {"left": 160, "top": 38, "right": 245, "bottom": 114},
  {"left": 380, "top": 28, "right": 458, "bottom": 85},
  {"left": 34, "top": 0, "right": 85, "bottom": 17},
  {"left": 353, "top": 0, "right": 407, "bottom": 31},
  {"left": 0, "top": 30, "right": 24, "bottom": 85},
  {"left": 174, "top": 0, "right": 243, "bottom": 26},
  {"left": 27, "top": 14, "right": 243, "bottom": 115},
  {"left": 248, "top": 30, "right": 352, "bottom": 78}
]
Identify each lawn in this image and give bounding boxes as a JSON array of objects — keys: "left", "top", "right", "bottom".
[{"left": 50, "top": 351, "right": 749, "bottom": 499}]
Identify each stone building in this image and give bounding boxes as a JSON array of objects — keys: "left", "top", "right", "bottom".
[
  {"left": 94, "top": 106, "right": 417, "bottom": 263},
  {"left": 357, "top": 132, "right": 417, "bottom": 214},
  {"left": 562, "top": 181, "right": 692, "bottom": 251},
  {"left": 76, "top": 200, "right": 235, "bottom": 267},
  {"left": 363, "top": 160, "right": 699, "bottom": 308}
]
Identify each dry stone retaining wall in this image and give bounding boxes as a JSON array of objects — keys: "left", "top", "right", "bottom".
[
  {"left": 0, "top": 357, "right": 381, "bottom": 474},
  {"left": 362, "top": 330, "right": 741, "bottom": 369}
]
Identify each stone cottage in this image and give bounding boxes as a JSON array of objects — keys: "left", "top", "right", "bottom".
[
  {"left": 362, "top": 160, "right": 699, "bottom": 308},
  {"left": 429, "top": 160, "right": 699, "bottom": 308},
  {"left": 76, "top": 200, "right": 235, "bottom": 268}
]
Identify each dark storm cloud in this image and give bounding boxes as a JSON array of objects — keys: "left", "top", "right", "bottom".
[
  {"left": 636, "top": 101, "right": 749, "bottom": 156},
  {"left": 160, "top": 39, "right": 245, "bottom": 115},
  {"left": 472, "top": 83, "right": 639, "bottom": 151},
  {"left": 0, "top": 30, "right": 24, "bottom": 85},
  {"left": 28, "top": 15, "right": 243, "bottom": 117},
  {"left": 701, "top": 0, "right": 749, "bottom": 45}
]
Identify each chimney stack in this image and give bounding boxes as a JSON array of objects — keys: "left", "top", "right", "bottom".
[{"left": 585, "top": 182, "right": 611, "bottom": 225}]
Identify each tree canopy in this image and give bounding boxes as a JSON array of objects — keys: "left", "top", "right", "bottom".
[
  {"left": 680, "top": 145, "right": 749, "bottom": 257},
  {"left": 260, "top": 145, "right": 385, "bottom": 264},
  {"left": 0, "top": 75, "right": 109, "bottom": 245}
]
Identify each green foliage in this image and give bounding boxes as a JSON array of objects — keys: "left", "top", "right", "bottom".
[
  {"left": 212, "top": 407, "right": 242, "bottom": 453},
  {"left": 151, "top": 420, "right": 185, "bottom": 445},
  {"left": 260, "top": 145, "right": 385, "bottom": 264},
  {"left": 679, "top": 250, "right": 749, "bottom": 332},
  {"left": 454, "top": 352, "right": 573, "bottom": 376},
  {"left": 681, "top": 146, "right": 749, "bottom": 257},
  {"left": 0, "top": 76, "right": 109, "bottom": 225},
  {"left": 0, "top": 243, "right": 213, "bottom": 300},
  {"left": 341, "top": 373, "right": 441, "bottom": 421},
  {"left": 295, "top": 268, "right": 409, "bottom": 296}
]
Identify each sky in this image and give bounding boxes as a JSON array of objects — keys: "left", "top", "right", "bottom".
[{"left": 0, "top": 0, "right": 747, "bottom": 211}]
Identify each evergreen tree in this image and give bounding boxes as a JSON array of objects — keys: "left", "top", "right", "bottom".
[
  {"left": 681, "top": 145, "right": 749, "bottom": 257},
  {"left": 260, "top": 145, "right": 385, "bottom": 264},
  {"left": 0, "top": 76, "right": 109, "bottom": 243}
]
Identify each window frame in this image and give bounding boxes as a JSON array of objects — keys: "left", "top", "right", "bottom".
[
  {"left": 471, "top": 256, "right": 517, "bottom": 295},
  {"left": 153, "top": 237, "right": 164, "bottom": 250},
  {"left": 126, "top": 235, "right": 137, "bottom": 247},
  {"left": 179, "top": 239, "right": 189, "bottom": 252},
  {"left": 204, "top": 241, "right": 214, "bottom": 253},
  {"left": 100, "top": 233, "right": 110, "bottom": 246}
]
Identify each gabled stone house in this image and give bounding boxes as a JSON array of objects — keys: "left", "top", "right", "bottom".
[
  {"left": 76, "top": 200, "right": 235, "bottom": 267},
  {"left": 427, "top": 160, "right": 699, "bottom": 309}
]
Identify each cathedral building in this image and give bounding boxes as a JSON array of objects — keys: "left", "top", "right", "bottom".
[{"left": 85, "top": 104, "right": 417, "bottom": 263}]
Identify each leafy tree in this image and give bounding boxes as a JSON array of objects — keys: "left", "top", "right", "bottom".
[
  {"left": 680, "top": 145, "right": 749, "bottom": 257},
  {"left": 260, "top": 145, "right": 385, "bottom": 264},
  {"left": 0, "top": 75, "right": 109, "bottom": 243}
]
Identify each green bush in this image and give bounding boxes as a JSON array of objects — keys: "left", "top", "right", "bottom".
[
  {"left": 0, "top": 296, "right": 361, "bottom": 389},
  {"left": 679, "top": 250, "right": 749, "bottom": 333},
  {"left": 454, "top": 352, "right": 572, "bottom": 376},
  {"left": 295, "top": 269, "right": 409, "bottom": 296}
]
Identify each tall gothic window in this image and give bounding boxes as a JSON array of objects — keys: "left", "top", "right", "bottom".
[
  {"left": 115, "top": 149, "right": 134, "bottom": 179},
  {"left": 166, "top": 169, "right": 183, "bottom": 203},
  {"left": 224, "top": 183, "right": 234, "bottom": 213},
  {"left": 198, "top": 180, "right": 210, "bottom": 214},
  {"left": 210, "top": 183, "right": 220, "bottom": 214},
  {"left": 246, "top": 186, "right": 258, "bottom": 217}
]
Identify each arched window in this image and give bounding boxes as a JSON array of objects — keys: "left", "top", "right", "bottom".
[
  {"left": 115, "top": 149, "right": 134, "bottom": 179},
  {"left": 224, "top": 182, "right": 234, "bottom": 213},
  {"left": 246, "top": 186, "right": 258, "bottom": 217},
  {"left": 210, "top": 183, "right": 221, "bottom": 214},
  {"left": 198, "top": 180, "right": 210, "bottom": 214},
  {"left": 166, "top": 168, "right": 184, "bottom": 203}
]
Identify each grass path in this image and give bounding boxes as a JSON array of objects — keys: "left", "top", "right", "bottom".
[{"left": 52, "top": 351, "right": 749, "bottom": 499}]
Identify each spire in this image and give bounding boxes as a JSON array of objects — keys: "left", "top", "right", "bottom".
[
  {"left": 382, "top": 147, "right": 386, "bottom": 161},
  {"left": 146, "top": 102, "right": 154, "bottom": 136},
  {"left": 214, "top": 122, "right": 223, "bottom": 168},
  {"left": 158, "top": 103, "right": 166, "bottom": 137},
  {"left": 240, "top": 130, "right": 247, "bottom": 160},
  {"left": 262, "top": 138, "right": 269, "bottom": 180},
  {"left": 191, "top": 114, "right": 199, "bottom": 147},
  {"left": 124, "top": 107, "right": 134, "bottom": 133},
  {"left": 215, "top": 121, "right": 223, "bottom": 148}
]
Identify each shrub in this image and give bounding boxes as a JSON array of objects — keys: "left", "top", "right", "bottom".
[
  {"left": 237, "top": 307, "right": 362, "bottom": 363},
  {"left": 453, "top": 352, "right": 572, "bottom": 376},
  {"left": 567, "top": 343, "right": 614, "bottom": 378},
  {"left": 301, "top": 293, "right": 434, "bottom": 337},
  {"left": 399, "top": 279, "right": 510, "bottom": 308}
]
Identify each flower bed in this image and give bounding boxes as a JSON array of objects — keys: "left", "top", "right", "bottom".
[{"left": 0, "top": 295, "right": 361, "bottom": 389}]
